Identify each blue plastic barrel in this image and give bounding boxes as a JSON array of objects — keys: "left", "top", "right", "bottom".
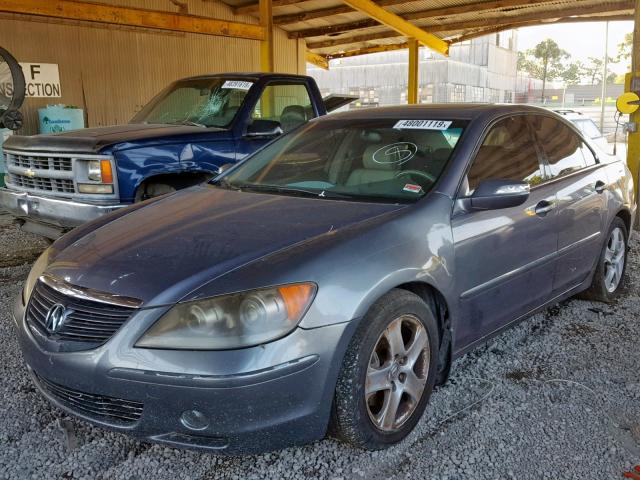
[{"left": 38, "top": 105, "right": 85, "bottom": 133}]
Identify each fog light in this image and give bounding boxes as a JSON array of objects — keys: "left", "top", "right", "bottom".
[
  {"left": 180, "top": 410, "right": 209, "bottom": 431},
  {"left": 78, "top": 183, "right": 114, "bottom": 194}
]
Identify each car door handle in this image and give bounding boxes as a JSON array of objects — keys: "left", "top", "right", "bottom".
[
  {"left": 595, "top": 180, "right": 607, "bottom": 194},
  {"left": 534, "top": 200, "right": 555, "bottom": 216}
]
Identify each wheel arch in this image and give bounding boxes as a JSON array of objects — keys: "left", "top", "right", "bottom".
[
  {"left": 133, "top": 171, "right": 215, "bottom": 201},
  {"left": 616, "top": 208, "right": 632, "bottom": 238}
]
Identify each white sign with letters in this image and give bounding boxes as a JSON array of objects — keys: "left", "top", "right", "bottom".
[{"left": 20, "top": 63, "right": 61, "bottom": 98}]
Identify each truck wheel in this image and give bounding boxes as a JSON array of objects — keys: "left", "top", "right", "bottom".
[
  {"left": 330, "top": 289, "right": 439, "bottom": 450},
  {"left": 135, "top": 183, "right": 176, "bottom": 202}
]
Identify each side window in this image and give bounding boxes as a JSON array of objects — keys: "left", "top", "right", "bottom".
[
  {"left": 466, "top": 115, "right": 544, "bottom": 194},
  {"left": 251, "top": 83, "right": 315, "bottom": 133},
  {"left": 530, "top": 116, "right": 587, "bottom": 178}
]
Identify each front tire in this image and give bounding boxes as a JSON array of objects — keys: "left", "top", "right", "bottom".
[
  {"left": 331, "top": 289, "right": 439, "bottom": 449},
  {"left": 582, "top": 216, "right": 628, "bottom": 303}
]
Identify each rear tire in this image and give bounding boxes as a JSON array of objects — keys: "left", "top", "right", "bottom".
[
  {"left": 581, "top": 216, "right": 628, "bottom": 303},
  {"left": 330, "top": 289, "right": 439, "bottom": 450}
]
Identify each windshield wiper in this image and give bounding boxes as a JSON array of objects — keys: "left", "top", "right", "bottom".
[
  {"left": 232, "top": 183, "right": 353, "bottom": 199},
  {"left": 168, "top": 120, "right": 206, "bottom": 128}
]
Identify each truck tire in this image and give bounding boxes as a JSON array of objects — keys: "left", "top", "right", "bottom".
[{"left": 135, "top": 183, "right": 176, "bottom": 202}]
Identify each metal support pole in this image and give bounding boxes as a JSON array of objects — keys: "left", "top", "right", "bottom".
[
  {"left": 600, "top": 21, "right": 609, "bottom": 131},
  {"left": 260, "top": 0, "right": 274, "bottom": 73},
  {"left": 629, "top": 0, "right": 640, "bottom": 227},
  {"left": 408, "top": 39, "right": 419, "bottom": 105}
]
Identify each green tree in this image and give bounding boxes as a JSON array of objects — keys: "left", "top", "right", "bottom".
[
  {"left": 616, "top": 32, "right": 633, "bottom": 66},
  {"left": 518, "top": 39, "right": 569, "bottom": 101},
  {"left": 582, "top": 56, "right": 616, "bottom": 85},
  {"left": 559, "top": 61, "right": 584, "bottom": 85}
]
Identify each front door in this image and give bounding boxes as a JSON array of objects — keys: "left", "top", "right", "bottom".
[
  {"left": 452, "top": 115, "right": 558, "bottom": 349},
  {"left": 235, "top": 81, "right": 317, "bottom": 161},
  {"left": 529, "top": 114, "right": 608, "bottom": 293}
]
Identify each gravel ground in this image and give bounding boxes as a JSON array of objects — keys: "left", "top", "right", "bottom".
[{"left": 1, "top": 213, "right": 640, "bottom": 479}]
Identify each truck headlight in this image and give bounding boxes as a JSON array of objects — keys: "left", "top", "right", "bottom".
[
  {"left": 87, "top": 160, "right": 102, "bottom": 182},
  {"left": 136, "top": 283, "right": 316, "bottom": 350},
  {"left": 22, "top": 250, "right": 50, "bottom": 305},
  {"left": 86, "top": 159, "right": 114, "bottom": 184}
]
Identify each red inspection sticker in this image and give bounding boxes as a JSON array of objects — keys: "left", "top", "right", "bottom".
[{"left": 403, "top": 183, "right": 422, "bottom": 193}]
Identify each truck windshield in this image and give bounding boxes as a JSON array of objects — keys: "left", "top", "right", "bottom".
[
  {"left": 216, "top": 118, "right": 467, "bottom": 203},
  {"left": 132, "top": 78, "right": 254, "bottom": 128}
]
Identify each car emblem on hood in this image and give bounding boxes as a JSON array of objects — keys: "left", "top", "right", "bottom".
[
  {"left": 45, "top": 304, "right": 71, "bottom": 333},
  {"left": 25, "top": 168, "right": 36, "bottom": 178}
]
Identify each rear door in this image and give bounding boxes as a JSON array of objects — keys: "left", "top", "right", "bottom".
[
  {"left": 452, "top": 115, "right": 559, "bottom": 348},
  {"left": 529, "top": 114, "right": 608, "bottom": 294}
]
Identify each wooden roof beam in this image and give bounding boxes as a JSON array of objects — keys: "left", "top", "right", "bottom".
[
  {"left": 307, "top": 0, "right": 634, "bottom": 49},
  {"left": 274, "top": 0, "right": 419, "bottom": 24},
  {"left": 306, "top": 50, "right": 329, "bottom": 69},
  {"left": 235, "top": 0, "right": 315, "bottom": 15},
  {"left": 288, "top": 0, "right": 564, "bottom": 37},
  {"left": 450, "top": 13, "right": 635, "bottom": 43},
  {"left": 340, "top": 0, "right": 449, "bottom": 55},
  {"left": 0, "top": 0, "right": 265, "bottom": 40}
]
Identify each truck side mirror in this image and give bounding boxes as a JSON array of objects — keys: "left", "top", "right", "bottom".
[{"left": 245, "top": 119, "right": 283, "bottom": 138}]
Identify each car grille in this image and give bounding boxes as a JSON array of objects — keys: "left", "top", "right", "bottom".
[
  {"left": 3, "top": 149, "right": 81, "bottom": 196},
  {"left": 26, "top": 280, "right": 136, "bottom": 345},
  {"left": 34, "top": 372, "right": 144, "bottom": 425},
  {"left": 8, "top": 173, "right": 75, "bottom": 193},
  {"left": 5, "top": 151, "right": 72, "bottom": 171}
]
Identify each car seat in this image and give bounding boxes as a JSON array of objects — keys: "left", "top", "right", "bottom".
[
  {"left": 280, "top": 105, "right": 307, "bottom": 132},
  {"left": 346, "top": 145, "right": 401, "bottom": 186}
]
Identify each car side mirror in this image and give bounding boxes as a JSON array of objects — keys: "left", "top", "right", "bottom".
[
  {"left": 470, "top": 179, "right": 530, "bottom": 210},
  {"left": 245, "top": 119, "right": 283, "bottom": 138}
]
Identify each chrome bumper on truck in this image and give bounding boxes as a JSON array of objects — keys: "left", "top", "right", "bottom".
[{"left": 0, "top": 188, "right": 127, "bottom": 233}]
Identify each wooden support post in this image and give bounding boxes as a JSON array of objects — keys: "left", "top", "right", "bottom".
[
  {"left": 630, "top": 0, "right": 640, "bottom": 227},
  {"left": 260, "top": 0, "right": 274, "bottom": 73},
  {"left": 408, "top": 39, "right": 419, "bottom": 105}
]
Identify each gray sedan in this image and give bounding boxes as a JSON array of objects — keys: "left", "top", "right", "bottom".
[{"left": 13, "top": 105, "right": 636, "bottom": 453}]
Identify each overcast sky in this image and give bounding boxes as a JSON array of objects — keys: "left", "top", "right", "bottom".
[{"left": 516, "top": 21, "right": 634, "bottom": 74}]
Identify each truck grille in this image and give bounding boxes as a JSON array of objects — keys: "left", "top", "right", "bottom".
[
  {"left": 26, "top": 280, "right": 136, "bottom": 346},
  {"left": 6, "top": 152, "right": 72, "bottom": 171},
  {"left": 33, "top": 372, "right": 144, "bottom": 425},
  {"left": 8, "top": 173, "right": 75, "bottom": 193}
]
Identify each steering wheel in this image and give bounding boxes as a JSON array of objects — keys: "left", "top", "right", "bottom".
[{"left": 395, "top": 170, "right": 437, "bottom": 184}]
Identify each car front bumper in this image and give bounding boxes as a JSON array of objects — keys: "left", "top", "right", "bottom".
[
  {"left": 13, "top": 295, "right": 354, "bottom": 454},
  {"left": 0, "top": 188, "right": 128, "bottom": 229}
]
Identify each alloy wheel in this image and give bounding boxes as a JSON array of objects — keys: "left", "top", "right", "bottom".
[
  {"left": 365, "top": 314, "right": 430, "bottom": 432},
  {"left": 603, "top": 227, "right": 626, "bottom": 293}
]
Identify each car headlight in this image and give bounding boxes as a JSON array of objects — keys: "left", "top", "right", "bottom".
[
  {"left": 136, "top": 283, "right": 316, "bottom": 350},
  {"left": 23, "top": 250, "right": 50, "bottom": 305}
]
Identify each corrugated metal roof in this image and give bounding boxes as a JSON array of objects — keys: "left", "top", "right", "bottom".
[{"left": 219, "top": 0, "right": 634, "bottom": 59}]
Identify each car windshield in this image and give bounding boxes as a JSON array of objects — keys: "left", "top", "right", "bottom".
[
  {"left": 573, "top": 119, "right": 602, "bottom": 139},
  {"left": 132, "top": 78, "right": 254, "bottom": 128},
  {"left": 216, "top": 118, "right": 467, "bottom": 203}
]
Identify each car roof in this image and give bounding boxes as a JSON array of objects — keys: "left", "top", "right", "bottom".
[
  {"left": 322, "top": 104, "right": 556, "bottom": 122},
  {"left": 176, "top": 72, "right": 314, "bottom": 82}
]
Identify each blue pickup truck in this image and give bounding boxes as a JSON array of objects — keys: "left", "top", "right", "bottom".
[{"left": 0, "top": 73, "right": 353, "bottom": 238}]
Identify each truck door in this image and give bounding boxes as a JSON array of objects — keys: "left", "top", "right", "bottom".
[{"left": 235, "top": 81, "right": 318, "bottom": 161}]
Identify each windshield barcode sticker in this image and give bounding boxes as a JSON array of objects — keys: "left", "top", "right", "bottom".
[
  {"left": 222, "top": 80, "right": 254, "bottom": 90},
  {"left": 394, "top": 120, "right": 452, "bottom": 130}
]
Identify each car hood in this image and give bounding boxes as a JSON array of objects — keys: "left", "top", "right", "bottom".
[
  {"left": 46, "top": 186, "right": 406, "bottom": 306},
  {"left": 3, "top": 123, "right": 228, "bottom": 154}
]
